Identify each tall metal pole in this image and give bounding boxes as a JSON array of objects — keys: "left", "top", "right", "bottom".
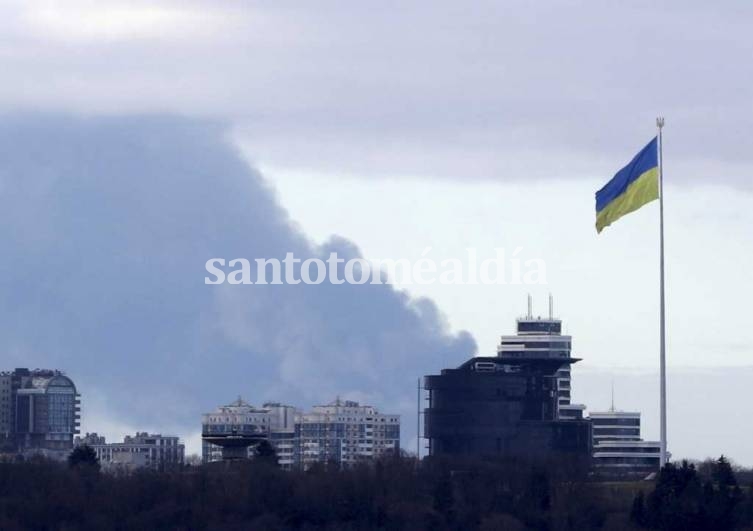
[{"left": 657, "top": 116, "right": 668, "bottom": 467}]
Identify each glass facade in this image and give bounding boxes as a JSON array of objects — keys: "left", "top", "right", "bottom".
[
  {"left": 594, "top": 427, "right": 640, "bottom": 437},
  {"left": 7, "top": 370, "right": 79, "bottom": 456},
  {"left": 517, "top": 321, "right": 562, "bottom": 334},
  {"left": 47, "top": 391, "right": 76, "bottom": 433},
  {"left": 591, "top": 417, "right": 640, "bottom": 426}
]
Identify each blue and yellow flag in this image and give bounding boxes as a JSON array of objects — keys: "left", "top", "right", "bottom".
[{"left": 595, "top": 137, "right": 659, "bottom": 233}]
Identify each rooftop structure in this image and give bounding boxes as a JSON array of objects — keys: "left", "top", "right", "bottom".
[
  {"left": 497, "top": 295, "right": 583, "bottom": 415},
  {"left": 201, "top": 397, "right": 271, "bottom": 461}
]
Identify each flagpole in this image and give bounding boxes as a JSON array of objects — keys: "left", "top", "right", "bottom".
[{"left": 657, "top": 116, "right": 667, "bottom": 467}]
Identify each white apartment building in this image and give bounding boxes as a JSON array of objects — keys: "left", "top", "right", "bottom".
[
  {"left": 589, "top": 409, "right": 663, "bottom": 478},
  {"left": 265, "top": 402, "right": 297, "bottom": 470},
  {"left": 76, "top": 432, "right": 184, "bottom": 471},
  {"left": 201, "top": 397, "right": 400, "bottom": 469},
  {"left": 296, "top": 398, "right": 400, "bottom": 470}
]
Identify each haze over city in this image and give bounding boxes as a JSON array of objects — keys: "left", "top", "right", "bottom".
[{"left": 1, "top": 0, "right": 752, "bottom": 469}]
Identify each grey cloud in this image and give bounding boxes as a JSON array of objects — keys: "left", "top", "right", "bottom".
[
  {"left": 0, "top": 113, "right": 476, "bottom": 440},
  {"left": 1, "top": 2, "right": 752, "bottom": 185}
]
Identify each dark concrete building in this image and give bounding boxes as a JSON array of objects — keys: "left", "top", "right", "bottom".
[
  {"left": 424, "top": 355, "right": 591, "bottom": 458},
  {"left": 497, "top": 295, "right": 587, "bottom": 421}
]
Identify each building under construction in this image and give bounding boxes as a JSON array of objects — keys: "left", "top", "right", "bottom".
[{"left": 423, "top": 298, "right": 592, "bottom": 459}]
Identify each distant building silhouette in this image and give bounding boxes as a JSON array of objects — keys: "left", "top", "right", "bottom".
[{"left": 0, "top": 368, "right": 80, "bottom": 460}]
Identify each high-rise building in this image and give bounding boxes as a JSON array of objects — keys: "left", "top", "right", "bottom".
[
  {"left": 589, "top": 408, "right": 663, "bottom": 479},
  {"left": 201, "top": 398, "right": 400, "bottom": 469},
  {"left": 264, "top": 402, "right": 297, "bottom": 470},
  {"left": 296, "top": 399, "right": 400, "bottom": 470},
  {"left": 0, "top": 368, "right": 81, "bottom": 459},
  {"left": 497, "top": 295, "right": 586, "bottom": 420},
  {"left": 423, "top": 354, "right": 592, "bottom": 458},
  {"left": 0, "top": 373, "right": 11, "bottom": 445},
  {"left": 424, "top": 298, "right": 592, "bottom": 459},
  {"left": 75, "top": 432, "right": 184, "bottom": 471}
]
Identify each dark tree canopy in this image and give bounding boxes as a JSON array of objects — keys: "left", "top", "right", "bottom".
[
  {"left": 632, "top": 456, "right": 752, "bottom": 531},
  {"left": 67, "top": 445, "right": 100, "bottom": 471},
  {"left": 253, "top": 440, "right": 279, "bottom": 467},
  {"left": 0, "top": 453, "right": 751, "bottom": 530}
]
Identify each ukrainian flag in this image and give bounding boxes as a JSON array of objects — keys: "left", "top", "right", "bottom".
[{"left": 596, "top": 137, "right": 659, "bottom": 233}]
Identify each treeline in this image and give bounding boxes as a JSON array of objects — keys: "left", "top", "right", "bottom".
[
  {"left": 630, "top": 457, "right": 753, "bottom": 531},
  {"left": 0, "top": 451, "right": 752, "bottom": 530}
]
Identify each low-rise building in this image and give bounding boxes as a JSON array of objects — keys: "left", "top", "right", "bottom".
[
  {"left": 589, "top": 409, "right": 663, "bottom": 479},
  {"left": 76, "top": 432, "right": 184, "bottom": 471}
]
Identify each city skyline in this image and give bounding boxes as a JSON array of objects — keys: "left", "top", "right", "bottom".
[
  {"left": 1, "top": 2, "right": 752, "bottom": 468},
  {"left": 4, "top": 289, "right": 751, "bottom": 466}
]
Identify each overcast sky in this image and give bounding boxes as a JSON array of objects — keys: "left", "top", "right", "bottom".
[{"left": 1, "top": 1, "right": 752, "bottom": 463}]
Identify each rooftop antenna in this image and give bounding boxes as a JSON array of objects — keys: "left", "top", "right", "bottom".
[
  {"left": 610, "top": 380, "right": 615, "bottom": 412},
  {"left": 548, "top": 293, "right": 554, "bottom": 319},
  {"left": 527, "top": 294, "right": 532, "bottom": 318}
]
